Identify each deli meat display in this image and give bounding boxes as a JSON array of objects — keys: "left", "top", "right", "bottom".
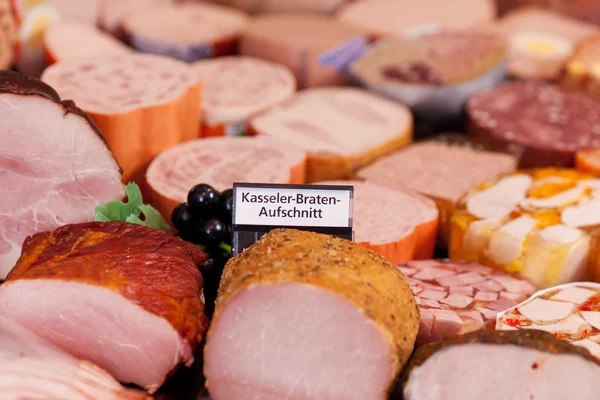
[{"left": 6, "top": 1, "right": 600, "bottom": 399}]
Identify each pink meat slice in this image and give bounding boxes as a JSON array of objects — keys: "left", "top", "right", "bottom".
[
  {"left": 204, "top": 283, "right": 393, "bottom": 400},
  {"left": 399, "top": 259, "right": 536, "bottom": 346},
  {"left": 0, "top": 315, "right": 147, "bottom": 399},
  {"left": 0, "top": 70, "right": 124, "bottom": 279}
]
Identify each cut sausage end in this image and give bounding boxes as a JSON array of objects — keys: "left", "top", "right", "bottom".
[{"left": 205, "top": 283, "right": 392, "bottom": 400}]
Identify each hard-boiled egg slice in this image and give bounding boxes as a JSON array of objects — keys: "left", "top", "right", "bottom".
[{"left": 511, "top": 31, "right": 573, "bottom": 61}]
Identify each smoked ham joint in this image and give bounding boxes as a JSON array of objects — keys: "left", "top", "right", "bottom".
[{"left": 5, "top": 1, "right": 600, "bottom": 400}]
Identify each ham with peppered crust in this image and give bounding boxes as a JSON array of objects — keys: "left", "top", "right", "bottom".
[
  {"left": 0, "top": 221, "right": 208, "bottom": 394},
  {"left": 0, "top": 70, "right": 124, "bottom": 280}
]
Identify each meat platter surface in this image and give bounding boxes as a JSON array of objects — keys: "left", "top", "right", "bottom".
[{"left": 4, "top": 1, "right": 600, "bottom": 399}]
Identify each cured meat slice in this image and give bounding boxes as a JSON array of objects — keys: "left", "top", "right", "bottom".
[
  {"left": 44, "top": 22, "right": 132, "bottom": 64},
  {"left": 357, "top": 141, "right": 516, "bottom": 244},
  {"left": 497, "top": 0, "right": 600, "bottom": 25},
  {"left": 97, "top": 0, "right": 174, "bottom": 35},
  {"left": 204, "top": 229, "right": 418, "bottom": 400},
  {"left": 349, "top": 30, "right": 507, "bottom": 120},
  {"left": 216, "top": 0, "right": 349, "bottom": 14},
  {"left": 0, "top": 221, "right": 209, "bottom": 393},
  {"left": 240, "top": 14, "right": 369, "bottom": 88},
  {"left": 316, "top": 181, "right": 438, "bottom": 263},
  {"left": 497, "top": 282, "right": 600, "bottom": 359},
  {"left": 193, "top": 56, "right": 296, "bottom": 138},
  {"left": 402, "top": 259, "right": 535, "bottom": 346},
  {"left": 0, "top": 316, "right": 149, "bottom": 400},
  {"left": 561, "top": 34, "right": 600, "bottom": 99},
  {"left": 493, "top": 6, "right": 597, "bottom": 80},
  {"left": 41, "top": 54, "right": 201, "bottom": 183},
  {"left": 468, "top": 82, "right": 600, "bottom": 168},
  {"left": 449, "top": 168, "right": 600, "bottom": 289},
  {"left": 0, "top": 0, "right": 17, "bottom": 70},
  {"left": 146, "top": 137, "right": 307, "bottom": 223},
  {"left": 336, "top": 0, "right": 495, "bottom": 38},
  {"left": 249, "top": 87, "right": 413, "bottom": 182},
  {"left": 122, "top": 3, "right": 248, "bottom": 62},
  {"left": 399, "top": 330, "right": 600, "bottom": 400},
  {"left": 0, "top": 70, "right": 124, "bottom": 280}
]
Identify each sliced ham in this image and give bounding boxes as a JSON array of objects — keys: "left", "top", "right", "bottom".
[
  {"left": 449, "top": 168, "right": 599, "bottom": 289},
  {"left": 249, "top": 87, "right": 413, "bottom": 182},
  {"left": 97, "top": 0, "right": 175, "bottom": 35},
  {"left": 0, "top": 0, "right": 17, "bottom": 70},
  {"left": 336, "top": 0, "right": 496, "bottom": 38},
  {"left": 401, "top": 259, "right": 535, "bottom": 346},
  {"left": 400, "top": 330, "right": 600, "bottom": 400},
  {"left": 146, "top": 136, "right": 307, "bottom": 223},
  {"left": 122, "top": 3, "right": 248, "bottom": 62},
  {"left": 41, "top": 53, "right": 201, "bottom": 183},
  {"left": 204, "top": 229, "right": 419, "bottom": 400},
  {"left": 44, "top": 22, "right": 132, "bottom": 64},
  {"left": 0, "top": 70, "right": 124, "bottom": 280},
  {"left": 0, "top": 316, "right": 148, "bottom": 400},
  {"left": 497, "top": 282, "right": 600, "bottom": 359},
  {"left": 357, "top": 141, "right": 516, "bottom": 243},
  {"left": 0, "top": 221, "right": 209, "bottom": 393},
  {"left": 193, "top": 56, "right": 296, "bottom": 137},
  {"left": 240, "top": 14, "right": 369, "bottom": 88},
  {"left": 315, "top": 180, "right": 438, "bottom": 263}
]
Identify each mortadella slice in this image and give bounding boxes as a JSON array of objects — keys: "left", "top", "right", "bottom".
[
  {"left": 193, "top": 56, "right": 296, "bottom": 138},
  {"left": 316, "top": 181, "right": 438, "bottom": 263},
  {"left": 467, "top": 81, "right": 600, "bottom": 168},
  {"left": 401, "top": 259, "right": 536, "bottom": 346},
  {"left": 357, "top": 141, "right": 517, "bottom": 244},
  {"left": 399, "top": 330, "right": 600, "bottom": 400},
  {"left": 122, "top": 3, "right": 248, "bottom": 62},
  {"left": 449, "top": 168, "right": 600, "bottom": 289},
  {"left": 0, "top": 0, "right": 17, "bottom": 70},
  {"left": 0, "top": 316, "right": 149, "bottom": 400},
  {"left": 146, "top": 136, "right": 307, "bottom": 223},
  {"left": 336, "top": 0, "right": 496, "bottom": 39},
  {"left": 0, "top": 221, "right": 209, "bottom": 393},
  {"left": 44, "top": 22, "right": 132, "bottom": 64},
  {"left": 497, "top": 282, "right": 600, "bottom": 359},
  {"left": 41, "top": 54, "right": 201, "bottom": 183},
  {"left": 0, "top": 70, "right": 124, "bottom": 280},
  {"left": 239, "top": 14, "right": 370, "bottom": 89},
  {"left": 249, "top": 87, "right": 413, "bottom": 182},
  {"left": 204, "top": 229, "right": 419, "bottom": 400}
]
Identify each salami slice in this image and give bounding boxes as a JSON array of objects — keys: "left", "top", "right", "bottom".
[
  {"left": 399, "top": 259, "right": 535, "bottom": 346},
  {"left": 193, "top": 56, "right": 296, "bottom": 138},
  {"left": 467, "top": 82, "right": 600, "bottom": 168},
  {"left": 316, "top": 181, "right": 438, "bottom": 264},
  {"left": 336, "top": 0, "right": 495, "bottom": 38},
  {"left": 249, "top": 87, "right": 413, "bottom": 182},
  {"left": 121, "top": 3, "right": 248, "bottom": 62},
  {"left": 44, "top": 22, "right": 132, "bottom": 64},
  {"left": 449, "top": 168, "right": 600, "bottom": 289},
  {"left": 357, "top": 141, "right": 517, "bottom": 244},
  {"left": 41, "top": 54, "right": 201, "bottom": 183},
  {"left": 493, "top": 6, "right": 597, "bottom": 80},
  {"left": 0, "top": 0, "right": 16, "bottom": 70},
  {"left": 146, "top": 137, "right": 307, "bottom": 223},
  {"left": 240, "top": 14, "right": 369, "bottom": 89},
  {"left": 497, "top": 282, "right": 600, "bottom": 359}
]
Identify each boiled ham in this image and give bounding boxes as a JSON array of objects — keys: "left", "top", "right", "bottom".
[
  {"left": 193, "top": 56, "right": 296, "bottom": 137},
  {"left": 0, "top": 316, "right": 149, "bottom": 399},
  {"left": 400, "top": 259, "right": 536, "bottom": 346},
  {"left": 249, "top": 87, "right": 413, "bottom": 182},
  {"left": 316, "top": 181, "right": 438, "bottom": 263},
  {"left": 44, "top": 22, "right": 132, "bottom": 64},
  {"left": 41, "top": 53, "right": 201, "bottom": 183},
  {"left": 97, "top": 0, "right": 175, "bottom": 35},
  {"left": 204, "top": 229, "right": 419, "bottom": 400},
  {"left": 122, "top": 2, "right": 248, "bottom": 62},
  {"left": 0, "top": 70, "right": 124, "bottom": 280},
  {"left": 0, "top": 221, "right": 209, "bottom": 393},
  {"left": 146, "top": 136, "right": 307, "bottom": 224}
]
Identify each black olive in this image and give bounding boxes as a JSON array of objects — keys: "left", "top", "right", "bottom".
[
  {"left": 171, "top": 203, "right": 195, "bottom": 233},
  {"left": 187, "top": 184, "right": 220, "bottom": 219}
]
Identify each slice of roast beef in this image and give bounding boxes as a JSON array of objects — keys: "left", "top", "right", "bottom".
[
  {"left": 0, "top": 221, "right": 209, "bottom": 393},
  {"left": 0, "top": 70, "right": 124, "bottom": 279}
]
